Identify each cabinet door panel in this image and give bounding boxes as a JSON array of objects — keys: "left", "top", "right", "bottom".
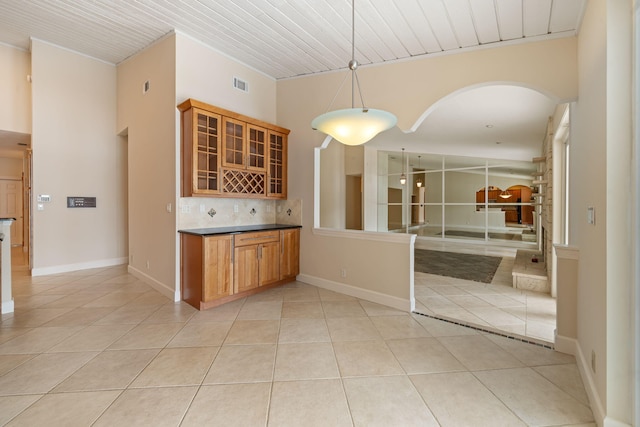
[
  {"left": 280, "top": 229, "right": 300, "bottom": 280},
  {"left": 203, "top": 236, "right": 232, "bottom": 302},
  {"left": 234, "top": 245, "right": 259, "bottom": 293},
  {"left": 223, "top": 117, "right": 246, "bottom": 168},
  {"left": 267, "top": 131, "right": 287, "bottom": 198},
  {"left": 247, "top": 125, "right": 267, "bottom": 171},
  {"left": 259, "top": 241, "right": 280, "bottom": 286}
]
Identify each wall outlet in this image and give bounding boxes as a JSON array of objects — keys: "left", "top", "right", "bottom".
[
  {"left": 200, "top": 204, "right": 205, "bottom": 213},
  {"left": 181, "top": 205, "right": 190, "bottom": 213},
  {"left": 234, "top": 204, "right": 239, "bottom": 213},
  {"left": 591, "top": 350, "right": 596, "bottom": 373},
  {"left": 340, "top": 268, "right": 347, "bottom": 278},
  {"left": 146, "top": 260, "right": 150, "bottom": 270}
]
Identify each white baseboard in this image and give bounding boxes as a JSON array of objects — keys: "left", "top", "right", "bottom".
[
  {"left": 296, "top": 273, "right": 411, "bottom": 312},
  {"left": 603, "top": 416, "right": 632, "bottom": 427},
  {"left": 1, "top": 299, "right": 14, "bottom": 314},
  {"left": 127, "top": 265, "right": 179, "bottom": 302},
  {"left": 554, "top": 334, "right": 577, "bottom": 356},
  {"left": 32, "top": 257, "right": 128, "bottom": 276},
  {"left": 573, "top": 341, "right": 605, "bottom": 426}
]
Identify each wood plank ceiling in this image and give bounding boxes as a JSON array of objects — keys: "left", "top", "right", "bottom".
[{"left": 0, "top": 0, "right": 586, "bottom": 79}]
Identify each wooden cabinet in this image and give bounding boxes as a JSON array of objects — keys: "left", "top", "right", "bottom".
[
  {"left": 248, "top": 125, "right": 267, "bottom": 171},
  {"left": 267, "top": 131, "right": 287, "bottom": 199},
  {"left": 179, "top": 99, "right": 289, "bottom": 199},
  {"left": 181, "top": 107, "right": 222, "bottom": 196},
  {"left": 222, "top": 117, "right": 246, "bottom": 169},
  {"left": 475, "top": 186, "right": 534, "bottom": 225},
  {"left": 280, "top": 228, "right": 300, "bottom": 280},
  {"left": 233, "top": 231, "right": 280, "bottom": 293},
  {"left": 180, "top": 227, "right": 300, "bottom": 310},
  {"left": 181, "top": 234, "right": 232, "bottom": 308}
]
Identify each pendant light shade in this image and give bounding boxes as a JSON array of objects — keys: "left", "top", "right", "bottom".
[
  {"left": 311, "top": 108, "right": 398, "bottom": 146},
  {"left": 311, "top": 0, "right": 396, "bottom": 145},
  {"left": 416, "top": 155, "right": 423, "bottom": 187},
  {"left": 499, "top": 189, "right": 512, "bottom": 199}
]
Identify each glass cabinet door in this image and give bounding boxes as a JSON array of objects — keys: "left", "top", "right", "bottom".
[
  {"left": 268, "top": 131, "right": 286, "bottom": 198},
  {"left": 194, "top": 110, "right": 221, "bottom": 193},
  {"left": 222, "top": 117, "right": 245, "bottom": 168},
  {"left": 247, "top": 124, "right": 266, "bottom": 171}
]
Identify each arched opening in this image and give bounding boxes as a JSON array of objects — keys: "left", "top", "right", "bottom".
[{"left": 316, "top": 83, "right": 567, "bottom": 345}]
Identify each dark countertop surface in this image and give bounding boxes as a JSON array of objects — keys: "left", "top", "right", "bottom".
[{"left": 178, "top": 223, "right": 301, "bottom": 236}]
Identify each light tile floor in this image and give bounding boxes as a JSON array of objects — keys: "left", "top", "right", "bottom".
[
  {"left": 413, "top": 239, "right": 556, "bottom": 345},
  {"left": 0, "top": 264, "right": 592, "bottom": 426}
]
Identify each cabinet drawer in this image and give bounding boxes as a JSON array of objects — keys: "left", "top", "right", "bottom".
[{"left": 234, "top": 231, "right": 280, "bottom": 246}]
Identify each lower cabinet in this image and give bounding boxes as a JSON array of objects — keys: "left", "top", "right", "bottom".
[
  {"left": 181, "top": 228, "right": 300, "bottom": 310},
  {"left": 233, "top": 231, "right": 281, "bottom": 293},
  {"left": 181, "top": 234, "right": 233, "bottom": 309},
  {"left": 280, "top": 228, "right": 300, "bottom": 280}
]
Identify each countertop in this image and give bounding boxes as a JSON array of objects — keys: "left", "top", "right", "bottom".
[{"left": 178, "top": 223, "right": 301, "bottom": 236}]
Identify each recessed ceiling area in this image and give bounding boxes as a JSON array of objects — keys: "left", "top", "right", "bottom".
[{"left": 370, "top": 85, "right": 559, "bottom": 162}]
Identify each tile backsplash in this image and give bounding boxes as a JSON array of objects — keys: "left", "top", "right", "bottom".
[{"left": 178, "top": 197, "right": 302, "bottom": 230}]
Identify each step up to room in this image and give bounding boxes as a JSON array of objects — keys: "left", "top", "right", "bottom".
[{"left": 512, "top": 249, "right": 549, "bottom": 293}]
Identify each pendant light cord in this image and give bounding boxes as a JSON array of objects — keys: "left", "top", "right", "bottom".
[
  {"left": 351, "top": 0, "right": 355, "bottom": 64},
  {"left": 320, "top": 0, "right": 367, "bottom": 113},
  {"left": 350, "top": 0, "right": 367, "bottom": 110}
]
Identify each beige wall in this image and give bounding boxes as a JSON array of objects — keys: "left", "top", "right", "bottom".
[
  {"left": 570, "top": 0, "right": 634, "bottom": 424},
  {"left": 604, "top": 0, "right": 633, "bottom": 423},
  {"left": 0, "top": 157, "right": 23, "bottom": 177},
  {"left": 0, "top": 44, "right": 31, "bottom": 134},
  {"left": 277, "top": 37, "right": 578, "bottom": 310},
  {"left": 554, "top": 245, "right": 579, "bottom": 345},
  {"left": 117, "top": 35, "right": 177, "bottom": 298},
  {"left": 31, "top": 40, "right": 125, "bottom": 273},
  {"left": 175, "top": 32, "right": 281, "bottom": 231},
  {"left": 175, "top": 33, "right": 276, "bottom": 124},
  {"left": 571, "top": 0, "right": 608, "bottom": 420},
  {"left": 117, "top": 33, "right": 280, "bottom": 298}
]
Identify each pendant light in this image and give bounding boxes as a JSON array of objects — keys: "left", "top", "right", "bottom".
[
  {"left": 311, "top": 0, "right": 397, "bottom": 146},
  {"left": 399, "top": 148, "right": 406, "bottom": 185},
  {"left": 499, "top": 189, "right": 512, "bottom": 199},
  {"left": 416, "top": 155, "right": 422, "bottom": 188}
]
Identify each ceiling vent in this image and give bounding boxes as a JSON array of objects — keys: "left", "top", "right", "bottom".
[{"left": 233, "top": 77, "right": 249, "bottom": 93}]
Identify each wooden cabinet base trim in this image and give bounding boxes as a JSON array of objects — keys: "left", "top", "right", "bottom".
[{"left": 194, "top": 277, "right": 296, "bottom": 311}]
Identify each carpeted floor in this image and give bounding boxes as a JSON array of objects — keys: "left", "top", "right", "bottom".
[{"left": 414, "top": 249, "right": 503, "bottom": 283}]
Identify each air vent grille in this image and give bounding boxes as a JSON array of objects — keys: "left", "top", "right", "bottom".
[{"left": 233, "top": 77, "right": 248, "bottom": 93}]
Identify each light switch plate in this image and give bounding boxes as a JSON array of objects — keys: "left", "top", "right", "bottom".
[{"left": 587, "top": 206, "right": 595, "bottom": 225}]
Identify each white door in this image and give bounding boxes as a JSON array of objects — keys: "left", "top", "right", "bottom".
[{"left": 0, "top": 179, "right": 23, "bottom": 246}]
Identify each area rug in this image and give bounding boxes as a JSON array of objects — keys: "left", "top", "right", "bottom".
[{"left": 414, "top": 249, "right": 503, "bottom": 283}]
